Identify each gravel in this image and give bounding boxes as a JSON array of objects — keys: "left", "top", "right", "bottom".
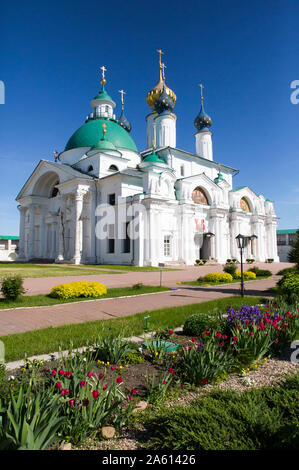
[{"left": 74, "top": 357, "right": 298, "bottom": 451}]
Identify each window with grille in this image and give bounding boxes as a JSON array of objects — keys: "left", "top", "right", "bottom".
[
  {"left": 164, "top": 235, "right": 171, "bottom": 257},
  {"left": 108, "top": 224, "right": 115, "bottom": 253}
]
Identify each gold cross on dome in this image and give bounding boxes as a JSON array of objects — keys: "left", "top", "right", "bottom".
[
  {"left": 157, "top": 49, "right": 164, "bottom": 66},
  {"left": 102, "top": 122, "right": 107, "bottom": 135},
  {"left": 152, "top": 139, "right": 156, "bottom": 149},
  {"left": 118, "top": 89, "right": 126, "bottom": 109},
  {"left": 53, "top": 150, "right": 58, "bottom": 162},
  {"left": 199, "top": 83, "right": 204, "bottom": 102},
  {"left": 100, "top": 65, "right": 107, "bottom": 84}
]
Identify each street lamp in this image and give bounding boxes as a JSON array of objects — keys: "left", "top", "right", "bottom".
[{"left": 236, "top": 234, "right": 258, "bottom": 297}]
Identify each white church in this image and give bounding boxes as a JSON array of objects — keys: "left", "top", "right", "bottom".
[{"left": 16, "top": 53, "right": 279, "bottom": 266}]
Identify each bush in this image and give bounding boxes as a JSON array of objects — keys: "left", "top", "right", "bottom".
[
  {"left": 145, "top": 374, "right": 299, "bottom": 450},
  {"left": 0, "top": 276, "right": 25, "bottom": 301},
  {"left": 277, "top": 266, "right": 297, "bottom": 276},
  {"left": 277, "top": 273, "right": 299, "bottom": 303},
  {"left": 203, "top": 272, "right": 233, "bottom": 283},
  {"left": 234, "top": 270, "right": 256, "bottom": 280},
  {"left": 132, "top": 283, "right": 143, "bottom": 289},
  {"left": 223, "top": 264, "right": 237, "bottom": 278},
  {"left": 183, "top": 313, "right": 218, "bottom": 336},
  {"left": 50, "top": 281, "right": 107, "bottom": 299},
  {"left": 247, "top": 267, "right": 272, "bottom": 277}
]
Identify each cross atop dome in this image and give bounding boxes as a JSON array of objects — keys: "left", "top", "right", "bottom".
[{"left": 146, "top": 49, "right": 176, "bottom": 111}]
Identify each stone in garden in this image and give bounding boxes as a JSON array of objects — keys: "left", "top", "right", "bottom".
[
  {"left": 59, "top": 442, "right": 72, "bottom": 450},
  {"left": 101, "top": 426, "right": 116, "bottom": 439},
  {"left": 133, "top": 401, "right": 148, "bottom": 413}
]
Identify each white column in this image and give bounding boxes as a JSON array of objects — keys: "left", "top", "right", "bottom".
[
  {"left": 55, "top": 198, "right": 66, "bottom": 262},
  {"left": 18, "top": 206, "right": 27, "bottom": 260},
  {"left": 71, "top": 190, "right": 85, "bottom": 264},
  {"left": 28, "top": 205, "right": 36, "bottom": 260},
  {"left": 89, "top": 189, "right": 96, "bottom": 263}
]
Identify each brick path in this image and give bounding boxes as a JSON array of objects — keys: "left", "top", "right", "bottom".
[
  {"left": 22, "top": 262, "right": 289, "bottom": 296},
  {"left": 0, "top": 274, "right": 279, "bottom": 336}
]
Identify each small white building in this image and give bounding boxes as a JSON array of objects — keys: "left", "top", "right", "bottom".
[
  {"left": 16, "top": 57, "right": 279, "bottom": 266},
  {"left": 277, "top": 229, "right": 298, "bottom": 262},
  {"left": 0, "top": 236, "right": 19, "bottom": 261}
]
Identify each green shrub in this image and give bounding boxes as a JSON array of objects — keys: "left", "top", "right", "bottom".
[
  {"left": 132, "top": 283, "right": 143, "bottom": 289},
  {"left": 50, "top": 281, "right": 107, "bottom": 299},
  {"left": 145, "top": 374, "right": 299, "bottom": 450},
  {"left": 234, "top": 270, "right": 256, "bottom": 280},
  {"left": 277, "top": 266, "right": 297, "bottom": 276},
  {"left": 223, "top": 264, "right": 237, "bottom": 277},
  {"left": 277, "top": 273, "right": 299, "bottom": 302},
  {"left": 0, "top": 276, "right": 25, "bottom": 301},
  {"left": 203, "top": 272, "right": 233, "bottom": 283},
  {"left": 247, "top": 267, "right": 272, "bottom": 277},
  {"left": 183, "top": 313, "right": 218, "bottom": 336}
]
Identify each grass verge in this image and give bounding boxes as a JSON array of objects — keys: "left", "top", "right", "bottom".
[
  {"left": 1, "top": 296, "right": 264, "bottom": 362},
  {"left": 0, "top": 286, "right": 170, "bottom": 310},
  {"left": 0, "top": 263, "right": 122, "bottom": 278},
  {"left": 74, "top": 264, "right": 181, "bottom": 272}
]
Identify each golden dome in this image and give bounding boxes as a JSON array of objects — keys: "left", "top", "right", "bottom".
[{"left": 146, "top": 57, "right": 176, "bottom": 111}]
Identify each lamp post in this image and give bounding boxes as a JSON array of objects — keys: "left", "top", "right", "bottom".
[{"left": 236, "top": 234, "right": 258, "bottom": 297}]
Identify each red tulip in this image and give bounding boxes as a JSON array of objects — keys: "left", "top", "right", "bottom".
[{"left": 92, "top": 390, "right": 99, "bottom": 399}]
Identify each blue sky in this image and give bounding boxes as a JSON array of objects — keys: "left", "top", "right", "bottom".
[{"left": 0, "top": 0, "right": 298, "bottom": 235}]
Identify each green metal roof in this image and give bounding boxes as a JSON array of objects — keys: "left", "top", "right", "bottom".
[
  {"left": 93, "top": 85, "right": 113, "bottom": 102},
  {"left": 65, "top": 117, "right": 138, "bottom": 153},
  {"left": 277, "top": 229, "right": 298, "bottom": 235},
  {"left": 0, "top": 235, "right": 19, "bottom": 240},
  {"left": 143, "top": 148, "right": 166, "bottom": 164}
]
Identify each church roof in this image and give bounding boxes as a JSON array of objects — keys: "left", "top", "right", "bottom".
[{"left": 65, "top": 117, "right": 138, "bottom": 153}]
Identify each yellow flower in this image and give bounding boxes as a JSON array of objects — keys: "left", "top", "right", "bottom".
[
  {"left": 155, "top": 352, "right": 159, "bottom": 356},
  {"left": 106, "top": 362, "right": 109, "bottom": 366},
  {"left": 119, "top": 366, "right": 123, "bottom": 369}
]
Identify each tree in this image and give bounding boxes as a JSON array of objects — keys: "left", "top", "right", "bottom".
[{"left": 288, "top": 230, "right": 299, "bottom": 266}]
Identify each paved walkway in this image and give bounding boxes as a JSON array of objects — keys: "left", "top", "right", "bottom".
[
  {"left": 21, "top": 262, "right": 289, "bottom": 296},
  {"left": 0, "top": 275, "right": 279, "bottom": 336}
]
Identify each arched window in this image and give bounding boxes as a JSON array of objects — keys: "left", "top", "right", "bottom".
[
  {"left": 240, "top": 197, "right": 251, "bottom": 212},
  {"left": 192, "top": 187, "right": 209, "bottom": 205},
  {"left": 109, "top": 165, "right": 119, "bottom": 172},
  {"left": 88, "top": 165, "right": 94, "bottom": 172},
  {"left": 50, "top": 181, "right": 59, "bottom": 198}
]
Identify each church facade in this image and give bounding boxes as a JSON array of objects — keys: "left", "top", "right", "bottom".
[{"left": 16, "top": 56, "right": 279, "bottom": 266}]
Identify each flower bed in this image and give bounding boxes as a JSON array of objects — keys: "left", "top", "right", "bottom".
[{"left": 1, "top": 301, "right": 298, "bottom": 450}]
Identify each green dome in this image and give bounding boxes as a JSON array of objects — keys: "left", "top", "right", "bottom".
[
  {"left": 65, "top": 118, "right": 138, "bottom": 152},
  {"left": 93, "top": 85, "right": 113, "bottom": 101}
]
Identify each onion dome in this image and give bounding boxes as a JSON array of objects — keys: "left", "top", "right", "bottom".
[
  {"left": 194, "top": 84, "right": 212, "bottom": 132},
  {"left": 146, "top": 50, "right": 176, "bottom": 111},
  {"left": 117, "top": 90, "right": 132, "bottom": 133},
  {"left": 154, "top": 85, "right": 175, "bottom": 115}
]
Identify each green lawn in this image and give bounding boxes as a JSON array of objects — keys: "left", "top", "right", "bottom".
[
  {"left": 0, "top": 296, "right": 264, "bottom": 362},
  {"left": 0, "top": 285, "right": 170, "bottom": 310},
  {"left": 74, "top": 264, "right": 181, "bottom": 272},
  {"left": 0, "top": 263, "right": 122, "bottom": 278}
]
